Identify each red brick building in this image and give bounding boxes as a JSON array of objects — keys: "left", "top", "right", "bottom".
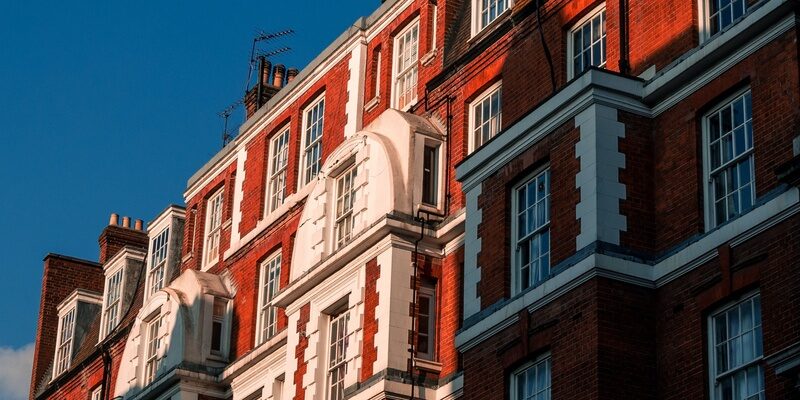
[{"left": 29, "top": 0, "right": 800, "bottom": 399}]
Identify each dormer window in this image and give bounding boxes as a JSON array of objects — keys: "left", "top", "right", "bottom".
[
  {"left": 102, "top": 266, "right": 124, "bottom": 337},
  {"left": 148, "top": 227, "right": 169, "bottom": 297},
  {"left": 144, "top": 205, "right": 184, "bottom": 301},
  {"left": 203, "top": 188, "right": 224, "bottom": 270},
  {"left": 100, "top": 248, "right": 145, "bottom": 341},
  {"left": 335, "top": 165, "right": 358, "bottom": 248},
  {"left": 472, "top": 0, "right": 513, "bottom": 36},
  {"left": 54, "top": 307, "right": 75, "bottom": 377},
  {"left": 52, "top": 290, "right": 102, "bottom": 380}
]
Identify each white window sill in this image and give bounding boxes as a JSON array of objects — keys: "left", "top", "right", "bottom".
[
  {"left": 414, "top": 358, "right": 442, "bottom": 373},
  {"left": 470, "top": 8, "right": 512, "bottom": 44},
  {"left": 421, "top": 48, "right": 437, "bottom": 66},
  {"left": 364, "top": 96, "right": 380, "bottom": 112}
]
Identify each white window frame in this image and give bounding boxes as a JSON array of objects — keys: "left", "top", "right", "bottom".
[
  {"left": 267, "top": 126, "right": 291, "bottom": 215},
  {"left": 567, "top": 4, "right": 607, "bottom": 80},
  {"left": 392, "top": 18, "right": 420, "bottom": 111},
  {"left": 53, "top": 306, "right": 76, "bottom": 378},
  {"left": 511, "top": 168, "right": 551, "bottom": 295},
  {"left": 468, "top": 81, "right": 502, "bottom": 153},
  {"left": 421, "top": 144, "right": 441, "bottom": 207},
  {"left": 334, "top": 164, "right": 358, "bottom": 249},
  {"left": 431, "top": 4, "right": 439, "bottom": 51},
  {"left": 471, "top": 0, "right": 514, "bottom": 37},
  {"left": 143, "top": 313, "right": 164, "bottom": 385},
  {"left": 202, "top": 188, "right": 224, "bottom": 270},
  {"left": 416, "top": 283, "right": 437, "bottom": 361},
  {"left": 699, "top": 0, "right": 749, "bottom": 42},
  {"left": 256, "top": 251, "right": 282, "bottom": 345},
  {"left": 510, "top": 354, "right": 552, "bottom": 400},
  {"left": 300, "top": 94, "right": 326, "bottom": 186},
  {"left": 327, "top": 309, "right": 350, "bottom": 400},
  {"left": 374, "top": 50, "right": 382, "bottom": 98},
  {"left": 204, "top": 295, "right": 233, "bottom": 361},
  {"left": 707, "top": 291, "right": 764, "bottom": 400},
  {"left": 101, "top": 263, "right": 126, "bottom": 339},
  {"left": 91, "top": 386, "right": 102, "bottom": 400},
  {"left": 702, "top": 88, "right": 755, "bottom": 230},
  {"left": 146, "top": 227, "right": 170, "bottom": 299}
]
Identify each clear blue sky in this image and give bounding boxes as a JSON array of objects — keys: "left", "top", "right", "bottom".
[{"left": 0, "top": 0, "right": 377, "bottom": 349}]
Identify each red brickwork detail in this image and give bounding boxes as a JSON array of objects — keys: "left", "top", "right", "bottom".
[
  {"left": 617, "top": 111, "right": 655, "bottom": 254},
  {"left": 293, "top": 303, "right": 311, "bottom": 400},
  {"left": 438, "top": 248, "right": 463, "bottom": 376},
  {"left": 360, "top": 258, "right": 380, "bottom": 381}
]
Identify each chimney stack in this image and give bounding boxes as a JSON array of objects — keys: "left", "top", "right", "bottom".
[
  {"left": 260, "top": 58, "right": 272, "bottom": 88},
  {"left": 286, "top": 68, "right": 299, "bottom": 84},
  {"left": 273, "top": 64, "right": 286, "bottom": 88},
  {"left": 99, "top": 213, "right": 147, "bottom": 264}
]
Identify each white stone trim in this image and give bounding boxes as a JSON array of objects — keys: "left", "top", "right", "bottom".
[
  {"left": 230, "top": 146, "right": 247, "bottom": 246},
  {"left": 345, "top": 39, "right": 367, "bottom": 138},
  {"left": 574, "top": 104, "right": 627, "bottom": 249},
  {"left": 456, "top": 69, "right": 648, "bottom": 192},
  {"left": 463, "top": 184, "right": 483, "bottom": 318}
]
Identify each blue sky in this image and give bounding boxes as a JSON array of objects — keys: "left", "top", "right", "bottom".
[{"left": 0, "top": 1, "right": 377, "bottom": 394}]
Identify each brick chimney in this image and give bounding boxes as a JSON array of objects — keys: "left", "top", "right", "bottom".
[{"left": 99, "top": 213, "right": 148, "bottom": 264}]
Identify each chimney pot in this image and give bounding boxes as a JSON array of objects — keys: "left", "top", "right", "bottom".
[
  {"left": 261, "top": 59, "right": 272, "bottom": 87},
  {"left": 134, "top": 219, "right": 144, "bottom": 231},
  {"left": 122, "top": 216, "right": 131, "bottom": 228},
  {"left": 286, "top": 68, "right": 299, "bottom": 83},
  {"left": 273, "top": 64, "right": 286, "bottom": 88},
  {"left": 109, "top": 213, "right": 119, "bottom": 226}
]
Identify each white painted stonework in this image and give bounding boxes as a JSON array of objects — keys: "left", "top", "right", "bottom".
[
  {"left": 574, "top": 104, "right": 627, "bottom": 249},
  {"left": 115, "top": 269, "right": 233, "bottom": 400},
  {"left": 462, "top": 184, "right": 482, "bottom": 319}
]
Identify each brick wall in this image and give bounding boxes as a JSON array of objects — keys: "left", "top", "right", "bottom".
[
  {"left": 30, "top": 255, "right": 104, "bottom": 399},
  {"left": 651, "top": 29, "right": 800, "bottom": 252},
  {"left": 238, "top": 55, "right": 352, "bottom": 238},
  {"left": 293, "top": 303, "right": 311, "bottom": 400},
  {"left": 476, "top": 122, "right": 579, "bottom": 308},
  {"left": 361, "top": 258, "right": 380, "bottom": 381},
  {"left": 225, "top": 207, "right": 301, "bottom": 359},
  {"left": 655, "top": 212, "right": 800, "bottom": 399}
]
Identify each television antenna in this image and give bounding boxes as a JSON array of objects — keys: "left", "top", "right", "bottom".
[{"left": 218, "top": 98, "right": 243, "bottom": 147}]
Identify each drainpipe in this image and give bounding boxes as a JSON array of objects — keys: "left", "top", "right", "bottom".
[{"left": 619, "top": 0, "right": 631, "bottom": 74}]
